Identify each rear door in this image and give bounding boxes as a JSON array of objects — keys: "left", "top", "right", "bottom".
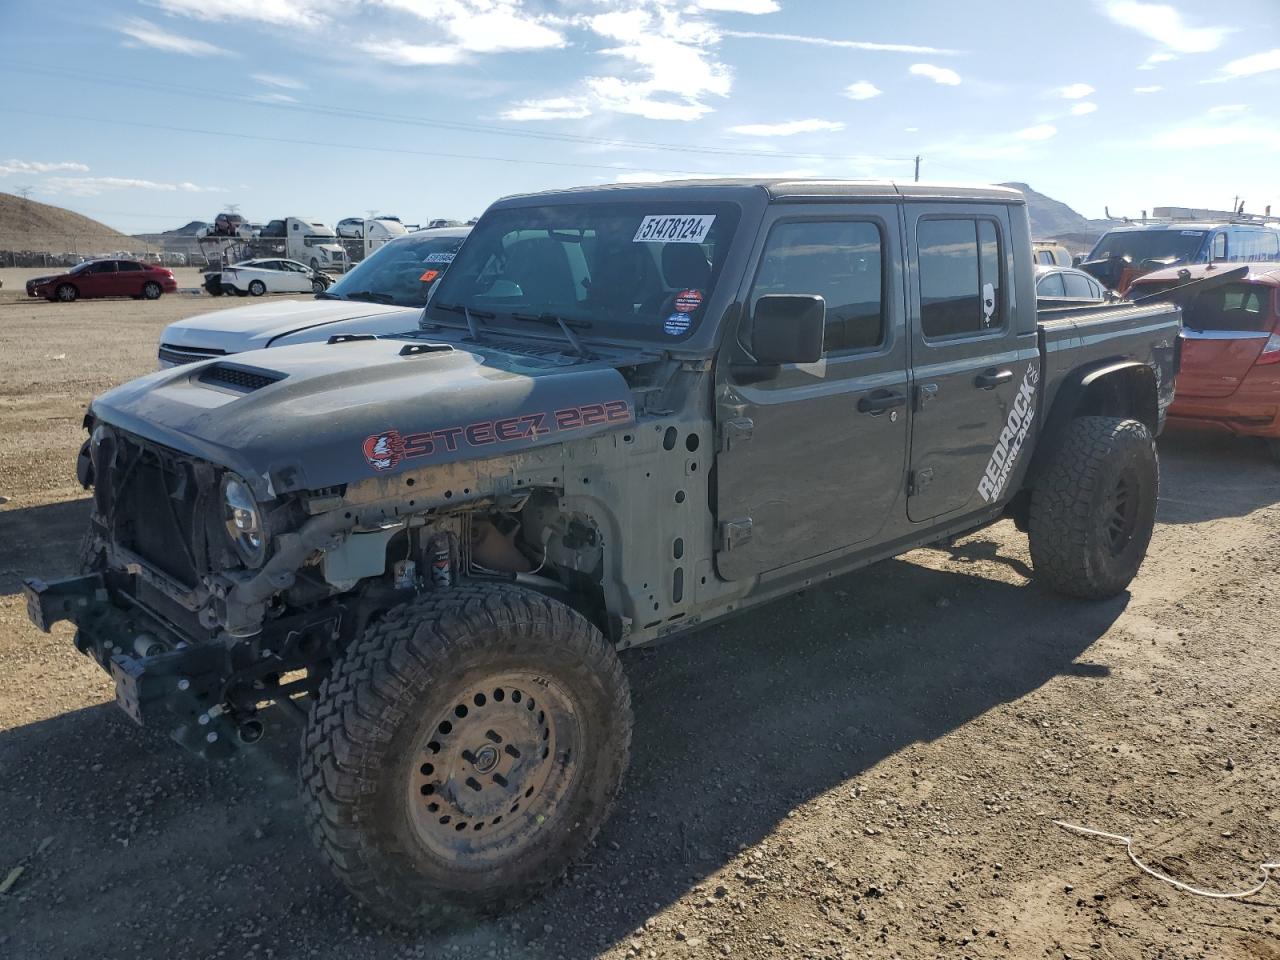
[
  {"left": 116, "top": 260, "right": 145, "bottom": 295},
  {"left": 1177, "top": 282, "right": 1278, "bottom": 397},
  {"left": 904, "top": 205, "right": 1041, "bottom": 521},
  {"left": 715, "top": 203, "right": 911, "bottom": 579}
]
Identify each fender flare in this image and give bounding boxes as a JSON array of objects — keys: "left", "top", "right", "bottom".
[{"left": 1025, "top": 359, "right": 1157, "bottom": 486}]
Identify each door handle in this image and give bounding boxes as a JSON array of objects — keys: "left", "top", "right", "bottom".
[
  {"left": 857, "top": 390, "right": 907, "bottom": 415},
  {"left": 974, "top": 368, "right": 1014, "bottom": 390}
]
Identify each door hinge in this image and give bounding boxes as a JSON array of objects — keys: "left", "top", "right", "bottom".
[
  {"left": 718, "top": 518, "right": 753, "bottom": 551},
  {"left": 908, "top": 468, "right": 935, "bottom": 496},
  {"left": 718, "top": 417, "right": 754, "bottom": 452}
]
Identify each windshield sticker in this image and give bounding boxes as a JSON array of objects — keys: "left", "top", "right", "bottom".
[
  {"left": 977, "top": 361, "right": 1040, "bottom": 503},
  {"left": 419, "top": 269, "right": 440, "bottom": 283},
  {"left": 361, "top": 400, "right": 633, "bottom": 473},
  {"left": 664, "top": 312, "right": 692, "bottom": 336},
  {"left": 674, "top": 289, "right": 704, "bottom": 313},
  {"left": 424, "top": 251, "right": 456, "bottom": 263},
  {"left": 634, "top": 214, "right": 716, "bottom": 244}
]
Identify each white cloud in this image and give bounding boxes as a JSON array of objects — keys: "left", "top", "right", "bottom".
[
  {"left": 1207, "top": 104, "right": 1247, "bottom": 114},
  {"left": 118, "top": 17, "right": 233, "bottom": 56},
  {"left": 252, "top": 72, "right": 305, "bottom": 90},
  {"left": 1138, "top": 51, "right": 1177, "bottom": 69},
  {"left": 42, "top": 177, "right": 225, "bottom": 197},
  {"left": 145, "top": 0, "right": 329, "bottom": 26},
  {"left": 0, "top": 159, "right": 90, "bottom": 176},
  {"left": 1134, "top": 84, "right": 1163, "bottom": 93},
  {"left": 1212, "top": 48, "right": 1280, "bottom": 80},
  {"left": 1015, "top": 123, "right": 1058, "bottom": 141},
  {"left": 729, "top": 118, "right": 845, "bottom": 137},
  {"left": 370, "top": 0, "right": 564, "bottom": 57},
  {"left": 722, "top": 30, "right": 959, "bottom": 55},
  {"left": 251, "top": 92, "right": 298, "bottom": 104},
  {"left": 1102, "top": 2, "right": 1229, "bottom": 52},
  {"left": 1070, "top": 102, "right": 1098, "bottom": 115},
  {"left": 696, "top": 0, "right": 779, "bottom": 12},
  {"left": 844, "top": 81, "right": 882, "bottom": 101},
  {"left": 357, "top": 39, "right": 465, "bottom": 66},
  {"left": 1057, "top": 82, "right": 1095, "bottom": 99},
  {"left": 910, "top": 63, "right": 961, "bottom": 86},
  {"left": 501, "top": 97, "right": 592, "bottom": 121}
]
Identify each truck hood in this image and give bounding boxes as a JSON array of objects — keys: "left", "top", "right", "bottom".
[
  {"left": 161, "top": 299, "right": 419, "bottom": 354},
  {"left": 90, "top": 336, "right": 638, "bottom": 497}
]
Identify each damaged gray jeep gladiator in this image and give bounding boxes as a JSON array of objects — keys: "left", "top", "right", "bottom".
[{"left": 25, "top": 180, "right": 1180, "bottom": 925}]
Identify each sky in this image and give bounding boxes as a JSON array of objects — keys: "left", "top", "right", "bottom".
[{"left": 0, "top": 0, "right": 1277, "bottom": 235}]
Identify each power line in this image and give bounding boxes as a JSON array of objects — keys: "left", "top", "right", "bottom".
[{"left": 5, "top": 59, "right": 916, "bottom": 168}]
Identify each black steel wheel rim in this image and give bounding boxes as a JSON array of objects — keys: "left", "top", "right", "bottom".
[
  {"left": 1104, "top": 467, "right": 1141, "bottom": 555},
  {"left": 406, "top": 672, "right": 582, "bottom": 866}
]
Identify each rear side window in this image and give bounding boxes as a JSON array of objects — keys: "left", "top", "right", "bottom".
[
  {"left": 918, "top": 218, "right": 1004, "bottom": 338},
  {"left": 1185, "top": 282, "right": 1273, "bottom": 333},
  {"left": 751, "top": 220, "right": 885, "bottom": 354},
  {"left": 118, "top": 261, "right": 143, "bottom": 272},
  {"left": 1037, "top": 272, "right": 1065, "bottom": 297},
  {"left": 1063, "top": 272, "right": 1094, "bottom": 298}
]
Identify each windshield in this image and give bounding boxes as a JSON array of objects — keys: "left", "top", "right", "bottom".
[
  {"left": 325, "top": 233, "right": 469, "bottom": 307},
  {"left": 1089, "top": 229, "right": 1206, "bottom": 265},
  {"left": 425, "top": 201, "right": 741, "bottom": 342}
]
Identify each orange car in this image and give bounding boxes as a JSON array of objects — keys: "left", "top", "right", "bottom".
[{"left": 1129, "top": 262, "right": 1280, "bottom": 459}]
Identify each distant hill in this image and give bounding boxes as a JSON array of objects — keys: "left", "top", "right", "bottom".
[
  {"left": 0, "top": 192, "right": 155, "bottom": 255},
  {"left": 161, "top": 220, "right": 209, "bottom": 237},
  {"left": 998, "top": 182, "right": 1119, "bottom": 251}
]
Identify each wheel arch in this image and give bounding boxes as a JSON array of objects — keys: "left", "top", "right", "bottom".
[{"left": 1026, "top": 360, "right": 1158, "bottom": 487}]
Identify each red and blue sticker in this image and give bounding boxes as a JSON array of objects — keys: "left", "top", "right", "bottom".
[{"left": 674, "top": 288, "right": 703, "bottom": 313}]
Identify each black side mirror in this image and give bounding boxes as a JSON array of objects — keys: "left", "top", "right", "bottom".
[
  {"left": 749, "top": 294, "right": 825, "bottom": 365},
  {"left": 1072, "top": 253, "right": 1084, "bottom": 267}
]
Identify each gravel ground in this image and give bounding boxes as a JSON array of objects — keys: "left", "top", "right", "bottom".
[{"left": 1, "top": 292, "right": 1279, "bottom": 960}]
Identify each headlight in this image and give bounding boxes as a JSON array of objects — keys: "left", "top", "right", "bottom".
[{"left": 222, "top": 475, "right": 267, "bottom": 568}]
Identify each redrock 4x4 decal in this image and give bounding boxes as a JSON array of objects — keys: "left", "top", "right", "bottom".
[
  {"left": 362, "top": 400, "right": 633, "bottom": 472},
  {"left": 977, "top": 362, "right": 1039, "bottom": 503}
]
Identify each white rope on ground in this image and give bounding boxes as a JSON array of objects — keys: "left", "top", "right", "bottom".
[{"left": 1053, "top": 819, "right": 1280, "bottom": 901}]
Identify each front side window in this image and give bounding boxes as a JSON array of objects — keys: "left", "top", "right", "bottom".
[
  {"left": 918, "top": 218, "right": 1004, "bottom": 338},
  {"left": 427, "top": 202, "right": 741, "bottom": 342},
  {"left": 750, "top": 220, "right": 885, "bottom": 354}
]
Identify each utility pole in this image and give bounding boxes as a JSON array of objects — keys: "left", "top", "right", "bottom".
[
  {"left": 913, "top": 156, "right": 921, "bottom": 182},
  {"left": 15, "top": 184, "right": 33, "bottom": 201}
]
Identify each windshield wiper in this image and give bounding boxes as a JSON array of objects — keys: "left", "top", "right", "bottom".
[
  {"left": 432, "top": 302, "right": 495, "bottom": 340},
  {"left": 342, "top": 290, "right": 395, "bottom": 304},
  {"left": 510, "top": 312, "right": 593, "bottom": 360}
]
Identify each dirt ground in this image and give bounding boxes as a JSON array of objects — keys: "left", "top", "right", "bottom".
[{"left": 1, "top": 290, "right": 1279, "bottom": 960}]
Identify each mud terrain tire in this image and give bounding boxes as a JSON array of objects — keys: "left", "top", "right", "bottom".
[
  {"left": 300, "top": 584, "right": 632, "bottom": 928},
  {"left": 1029, "top": 416, "right": 1158, "bottom": 599}
]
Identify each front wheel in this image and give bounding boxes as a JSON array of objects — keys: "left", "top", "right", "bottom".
[
  {"left": 248, "top": 279, "right": 266, "bottom": 297},
  {"left": 55, "top": 283, "right": 77, "bottom": 302},
  {"left": 142, "top": 281, "right": 162, "bottom": 300},
  {"left": 300, "top": 584, "right": 632, "bottom": 928},
  {"left": 312, "top": 279, "right": 326, "bottom": 294},
  {"left": 1028, "top": 416, "right": 1158, "bottom": 599}
]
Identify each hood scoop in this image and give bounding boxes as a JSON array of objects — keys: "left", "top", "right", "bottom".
[{"left": 198, "top": 363, "right": 286, "bottom": 393}]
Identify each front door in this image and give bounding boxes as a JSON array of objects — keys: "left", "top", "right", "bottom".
[
  {"left": 715, "top": 205, "right": 910, "bottom": 580},
  {"left": 81, "top": 260, "right": 117, "bottom": 297},
  {"left": 904, "top": 206, "right": 1040, "bottom": 522}
]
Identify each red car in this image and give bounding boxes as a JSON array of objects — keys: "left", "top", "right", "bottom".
[
  {"left": 1129, "top": 262, "right": 1280, "bottom": 460},
  {"left": 26, "top": 259, "right": 179, "bottom": 302}
]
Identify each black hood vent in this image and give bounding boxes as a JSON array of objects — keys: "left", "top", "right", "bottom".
[{"left": 198, "top": 363, "right": 285, "bottom": 393}]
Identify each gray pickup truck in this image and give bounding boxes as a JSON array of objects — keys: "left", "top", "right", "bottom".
[{"left": 25, "top": 179, "right": 1180, "bottom": 926}]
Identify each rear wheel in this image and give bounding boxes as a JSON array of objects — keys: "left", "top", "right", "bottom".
[
  {"left": 55, "top": 283, "right": 77, "bottom": 303},
  {"left": 248, "top": 279, "right": 266, "bottom": 297},
  {"left": 300, "top": 584, "right": 632, "bottom": 928},
  {"left": 1029, "top": 416, "right": 1158, "bottom": 599},
  {"left": 142, "top": 281, "right": 162, "bottom": 300}
]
